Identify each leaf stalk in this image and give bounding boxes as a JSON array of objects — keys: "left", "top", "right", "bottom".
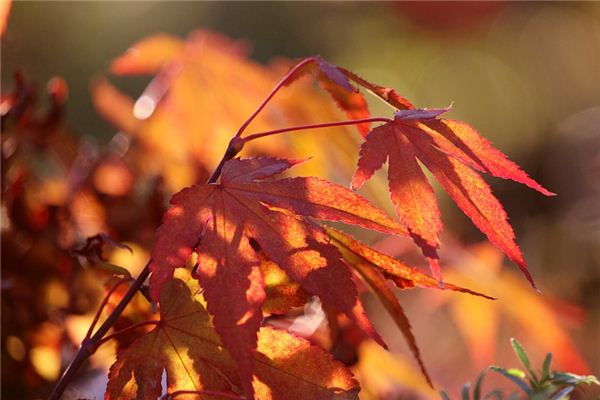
[
  {"left": 241, "top": 117, "right": 391, "bottom": 144},
  {"left": 233, "top": 56, "right": 315, "bottom": 139}
]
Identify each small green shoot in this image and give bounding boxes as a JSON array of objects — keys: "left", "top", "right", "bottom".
[{"left": 440, "top": 338, "right": 598, "bottom": 400}]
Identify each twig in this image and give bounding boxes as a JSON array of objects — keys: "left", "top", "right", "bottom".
[
  {"left": 233, "top": 56, "right": 315, "bottom": 139},
  {"left": 241, "top": 117, "right": 391, "bottom": 144},
  {"left": 48, "top": 262, "right": 151, "bottom": 400}
]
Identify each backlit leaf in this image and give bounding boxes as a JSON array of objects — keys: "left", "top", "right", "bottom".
[
  {"left": 110, "top": 33, "right": 185, "bottom": 75},
  {"left": 106, "top": 270, "right": 359, "bottom": 400},
  {"left": 326, "top": 228, "right": 492, "bottom": 297},
  {"left": 150, "top": 157, "right": 406, "bottom": 396},
  {"left": 417, "top": 119, "right": 555, "bottom": 196},
  {"left": 95, "top": 34, "right": 367, "bottom": 191},
  {"left": 353, "top": 112, "right": 552, "bottom": 286},
  {"left": 259, "top": 253, "right": 309, "bottom": 316},
  {"left": 510, "top": 338, "right": 533, "bottom": 377},
  {"left": 91, "top": 77, "right": 137, "bottom": 134},
  {"left": 338, "top": 231, "right": 433, "bottom": 387}
]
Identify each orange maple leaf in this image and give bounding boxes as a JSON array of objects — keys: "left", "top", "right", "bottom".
[
  {"left": 107, "top": 270, "right": 359, "bottom": 400},
  {"left": 327, "top": 227, "right": 492, "bottom": 386},
  {"left": 350, "top": 105, "right": 554, "bottom": 285},
  {"left": 92, "top": 34, "right": 369, "bottom": 192},
  {"left": 149, "top": 156, "right": 407, "bottom": 397}
]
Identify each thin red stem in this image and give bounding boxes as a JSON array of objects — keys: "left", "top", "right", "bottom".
[
  {"left": 95, "top": 320, "right": 160, "bottom": 348},
  {"left": 164, "top": 390, "right": 246, "bottom": 400},
  {"left": 241, "top": 117, "right": 392, "bottom": 144},
  {"left": 207, "top": 141, "right": 240, "bottom": 183},
  {"left": 85, "top": 278, "right": 131, "bottom": 340},
  {"left": 233, "top": 57, "right": 315, "bottom": 138}
]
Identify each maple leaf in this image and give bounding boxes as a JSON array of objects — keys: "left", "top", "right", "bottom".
[
  {"left": 91, "top": 76, "right": 138, "bottom": 134},
  {"left": 258, "top": 252, "right": 310, "bottom": 316},
  {"left": 290, "top": 57, "right": 418, "bottom": 137},
  {"left": 94, "top": 35, "right": 369, "bottom": 192},
  {"left": 326, "top": 227, "right": 493, "bottom": 386},
  {"left": 326, "top": 227, "right": 492, "bottom": 297},
  {"left": 328, "top": 228, "right": 432, "bottom": 387},
  {"left": 354, "top": 340, "right": 437, "bottom": 400},
  {"left": 351, "top": 107, "right": 554, "bottom": 285},
  {"left": 107, "top": 269, "right": 359, "bottom": 400},
  {"left": 149, "top": 156, "right": 407, "bottom": 398},
  {"left": 109, "top": 33, "right": 185, "bottom": 75}
]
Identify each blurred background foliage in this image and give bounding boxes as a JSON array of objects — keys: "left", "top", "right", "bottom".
[{"left": 2, "top": 2, "right": 599, "bottom": 399}]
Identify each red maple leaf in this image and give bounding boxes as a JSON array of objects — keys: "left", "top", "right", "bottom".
[
  {"left": 327, "top": 227, "right": 493, "bottom": 386},
  {"left": 149, "top": 156, "right": 407, "bottom": 398},
  {"left": 107, "top": 270, "right": 359, "bottom": 400},
  {"left": 351, "top": 105, "right": 554, "bottom": 285}
]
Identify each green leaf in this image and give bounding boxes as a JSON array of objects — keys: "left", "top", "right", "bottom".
[
  {"left": 550, "top": 386, "right": 574, "bottom": 400},
  {"left": 552, "top": 372, "right": 600, "bottom": 386},
  {"left": 510, "top": 338, "right": 534, "bottom": 374},
  {"left": 473, "top": 372, "right": 485, "bottom": 400},
  {"left": 491, "top": 366, "right": 533, "bottom": 396},
  {"left": 542, "top": 353, "right": 553, "bottom": 381},
  {"left": 462, "top": 382, "right": 472, "bottom": 400},
  {"left": 483, "top": 389, "right": 503, "bottom": 400},
  {"left": 506, "top": 368, "right": 527, "bottom": 379},
  {"left": 440, "top": 390, "right": 452, "bottom": 400}
]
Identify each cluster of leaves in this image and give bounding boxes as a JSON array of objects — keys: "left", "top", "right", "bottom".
[
  {"left": 2, "top": 28, "right": 579, "bottom": 400},
  {"left": 100, "top": 32, "right": 557, "bottom": 399},
  {"left": 0, "top": 32, "right": 398, "bottom": 398},
  {"left": 440, "top": 339, "right": 599, "bottom": 400}
]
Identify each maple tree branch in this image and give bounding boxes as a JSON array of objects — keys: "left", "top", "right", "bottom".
[
  {"left": 48, "top": 261, "right": 151, "bottom": 400},
  {"left": 241, "top": 117, "right": 392, "bottom": 143},
  {"left": 233, "top": 56, "right": 315, "bottom": 138}
]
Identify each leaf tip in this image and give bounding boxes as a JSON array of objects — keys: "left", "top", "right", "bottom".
[
  {"left": 531, "top": 183, "right": 556, "bottom": 197},
  {"left": 350, "top": 174, "right": 365, "bottom": 192},
  {"left": 543, "top": 189, "right": 558, "bottom": 197},
  {"left": 523, "top": 270, "right": 540, "bottom": 293}
]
